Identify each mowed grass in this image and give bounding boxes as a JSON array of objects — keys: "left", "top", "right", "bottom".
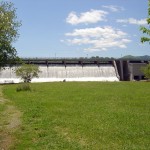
[{"left": 2, "top": 82, "right": 150, "bottom": 149}]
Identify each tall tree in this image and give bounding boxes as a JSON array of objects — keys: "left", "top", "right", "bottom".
[
  {"left": 140, "top": 0, "right": 150, "bottom": 44},
  {"left": 0, "top": 1, "right": 21, "bottom": 67}
]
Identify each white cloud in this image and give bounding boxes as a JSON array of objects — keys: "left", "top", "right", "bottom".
[
  {"left": 117, "top": 18, "right": 147, "bottom": 25},
  {"left": 65, "top": 26, "right": 131, "bottom": 52},
  {"left": 102, "top": 5, "right": 124, "bottom": 12},
  {"left": 66, "top": 9, "right": 108, "bottom": 25}
]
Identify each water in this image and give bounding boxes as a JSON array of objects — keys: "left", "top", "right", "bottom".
[
  {"left": 0, "top": 64, "right": 119, "bottom": 83},
  {"left": 66, "top": 65, "right": 83, "bottom": 78}
]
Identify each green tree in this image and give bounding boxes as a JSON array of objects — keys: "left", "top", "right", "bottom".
[
  {"left": 140, "top": 0, "right": 150, "bottom": 44},
  {"left": 0, "top": 1, "right": 21, "bottom": 67},
  {"left": 141, "top": 64, "right": 150, "bottom": 80},
  {"left": 140, "top": 1, "right": 150, "bottom": 81},
  {"left": 16, "top": 64, "right": 41, "bottom": 83}
]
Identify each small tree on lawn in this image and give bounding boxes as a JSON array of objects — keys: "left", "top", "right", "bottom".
[{"left": 16, "top": 64, "right": 40, "bottom": 83}]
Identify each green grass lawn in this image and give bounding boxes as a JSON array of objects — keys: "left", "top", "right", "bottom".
[{"left": 2, "top": 82, "right": 150, "bottom": 149}]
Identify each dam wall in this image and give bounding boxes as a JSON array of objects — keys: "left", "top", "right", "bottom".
[
  {"left": 0, "top": 59, "right": 119, "bottom": 83},
  {"left": 1, "top": 58, "right": 149, "bottom": 83},
  {"left": 116, "top": 60, "right": 149, "bottom": 81}
]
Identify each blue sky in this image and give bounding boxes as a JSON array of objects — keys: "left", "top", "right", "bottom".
[{"left": 8, "top": 0, "right": 150, "bottom": 58}]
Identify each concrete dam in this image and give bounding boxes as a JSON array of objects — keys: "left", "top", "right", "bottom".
[
  {"left": 0, "top": 59, "right": 119, "bottom": 83},
  {"left": 0, "top": 59, "right": 149, "bottom": 83}
]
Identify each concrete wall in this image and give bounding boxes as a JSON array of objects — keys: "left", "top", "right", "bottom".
[
  {"left": 116, "top": 60, "right": 149, "bottom": 81},
  {"left": 0, "top": 64, "right": 119, "bottom": 83}
]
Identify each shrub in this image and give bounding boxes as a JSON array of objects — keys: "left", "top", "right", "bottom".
[
  {"left": 141, "top": 64, "right": 150, "bottom": 81},
  {"left": 16, "top": 83, "right": 31, "bottom": 92}
]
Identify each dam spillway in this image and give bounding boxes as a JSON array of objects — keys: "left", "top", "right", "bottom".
[
  {"left": 37, "top": 64, "right": 118, "bottom": 81},
  {"left": 0, "top": 59, "right": 119, "bottom": 83}
]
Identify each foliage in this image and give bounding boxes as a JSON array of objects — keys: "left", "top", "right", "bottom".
[
  {"left": 16, "top": 83, "right": 31, "bottom": 92},
  {"left": 0, "top": 1, "right": 21, "bottom": 67},
  {"left": 140, "top": 0, "right": 150, "bottom": 44},
  {"left": 141, "top": 63, "right": 150, "bottom": 80},
  {"left": 3, "top": 82, "right": 150, "bottom": 149},
  {"left": 16, "top": 64, "right": 40, "bottom": 83}
]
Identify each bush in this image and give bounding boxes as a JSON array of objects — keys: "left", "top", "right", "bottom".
[
  {"left": 16, "top": 83, "right": 31, "bottom": 92},
  {"left": 141, "top": 64, "right": 150, "bottom": 81}
]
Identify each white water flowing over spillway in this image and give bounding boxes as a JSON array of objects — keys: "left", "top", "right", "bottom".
[{"left": 0, "top": 64, "right": 119, "bottom": 83}]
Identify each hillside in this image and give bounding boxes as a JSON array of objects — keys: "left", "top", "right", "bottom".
[{"left": 119, "top": 55, "right": 150, "bottom": 61}]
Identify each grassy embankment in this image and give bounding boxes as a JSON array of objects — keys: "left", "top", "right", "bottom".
[{"left": 1, "top": 82, "right": 150, "bottom": 149}]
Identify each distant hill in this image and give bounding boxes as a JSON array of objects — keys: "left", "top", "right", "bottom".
[{"left": 119, "top": 55, "right": 150, "bottom": 61}]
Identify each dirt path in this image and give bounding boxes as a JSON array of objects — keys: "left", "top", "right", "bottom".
[{"left": 0, "top": 86, "right": 21, "bottom": 150}]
